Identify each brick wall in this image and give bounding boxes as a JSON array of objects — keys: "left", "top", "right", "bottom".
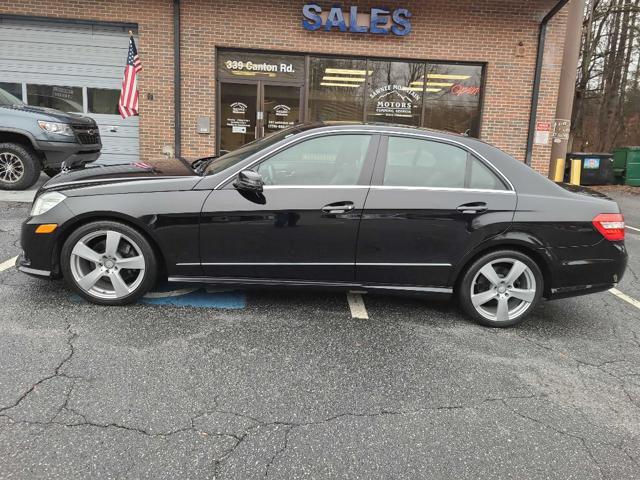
[
  {"left": 0, "top": 0, "right": 175, "bottom": 161},
  {"left": 0, "top": 0, "right": 567, "bottom": 174}
]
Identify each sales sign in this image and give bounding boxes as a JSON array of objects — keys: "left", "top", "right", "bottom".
[{"left": 302, "top": 4, "right": 412, "bottom": 36}]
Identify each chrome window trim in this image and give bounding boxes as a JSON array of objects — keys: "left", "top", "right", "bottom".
[
  {"left": 262, "top": 185, "right": 370, "bottom": 190},
  {"left": 214, "top": 127, "right": 515, "bottom": 192},
  {"left": 369, "top": 185, "right": 515, "bottom": 194}
]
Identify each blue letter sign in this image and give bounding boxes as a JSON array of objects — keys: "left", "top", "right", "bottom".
[{"left": 302, "top": 4, "right": 412, "bottom": 36}]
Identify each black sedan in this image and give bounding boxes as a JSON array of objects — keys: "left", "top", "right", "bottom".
[{"left": 17, "top": 123, "right": 627, "bottom": 327}]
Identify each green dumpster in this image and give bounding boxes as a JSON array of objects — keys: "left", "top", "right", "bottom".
[{"left": 613, "top": 146, "right": 640, "bottom": 186}]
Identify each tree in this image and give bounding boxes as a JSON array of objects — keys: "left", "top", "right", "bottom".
[{"left": 571, "top": 0, "right": 640, "bottom": 151}]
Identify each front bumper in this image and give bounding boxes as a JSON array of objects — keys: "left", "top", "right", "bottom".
[
  {"left": 35, "top": 139, "right": 101, "bottom": 169},
  {"left": 15, "top": 253, "right": 51, "bottom": 278},
  {"left": 18, "top": 201, "right": 76, "bottom": 279}
]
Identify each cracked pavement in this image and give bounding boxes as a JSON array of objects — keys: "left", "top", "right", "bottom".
[{"left": 1, "top": 193, "right": 640, "bottom": 479}]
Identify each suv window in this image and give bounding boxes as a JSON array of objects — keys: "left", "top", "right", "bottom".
[
  {"left": 257, "top": 134, "right": 372, "bottom": 186},
  {"left": 383, "top": 136, "right": 506, "bottom": 190},
  {"left": 0, "top": 83, "right": 23, "bottom": 104}
]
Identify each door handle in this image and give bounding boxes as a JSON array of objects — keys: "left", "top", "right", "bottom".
[
  {"left": 109, "top": 126, "right": 118, "bottom": 133},
  {"left": 456, "top": 202, "right": 488, "bottom": 214},
  {"left": 322, "top": 201, "right": 355, "bottom": 215}
]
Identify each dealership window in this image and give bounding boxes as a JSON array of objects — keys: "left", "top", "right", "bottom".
[
  {"left": 366, "top": 60, "right": 424, "bottom": 127},
  {"left": 308, "top": 57, "right": 367, "bottom": 122},
  {"left": 217, "top": 49, "right": 485, "bottom": 153},
  {"left": 0, "top": 82, "right": 23, "bottom": 102},
  {"left": 27, "top": 84, "right": 83, "bottom": 113},
  {"left": 421, "top": 64, "right": 483, "bottom": 136},
  {"left": 88, "top": 88, "right": 120, "bottom": 115}
]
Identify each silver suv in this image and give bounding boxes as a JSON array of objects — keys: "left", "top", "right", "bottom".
[{"left": 0, "top": 87, "right": 102, "bottom": 190}]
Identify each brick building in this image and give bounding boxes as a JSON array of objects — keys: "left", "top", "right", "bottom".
[{"left": 0, "top": 0, "right": 569, "bottom": 174}]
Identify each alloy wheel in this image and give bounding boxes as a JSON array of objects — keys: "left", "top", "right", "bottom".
[
  {"left": 470, "top": 257, "right": 537, "bottom": 323},
  {"left": 69, "top": 230, "right": 146, "bottom": 300},
  {"left": 0, "top": 152, "right": 25, "bottom": 183}
]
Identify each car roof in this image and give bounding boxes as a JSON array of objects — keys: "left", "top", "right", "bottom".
[{"left": 300, "top": 121, "right": 466, "bottom": 139}]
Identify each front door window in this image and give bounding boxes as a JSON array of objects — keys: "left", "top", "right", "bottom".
[{"left": 256, "top": 134, "right": 372, "bottom": 186}]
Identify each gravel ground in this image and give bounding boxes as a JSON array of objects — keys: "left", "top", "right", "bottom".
[{"left": 0, "top": 199, "right": 639, "bottom": 479}]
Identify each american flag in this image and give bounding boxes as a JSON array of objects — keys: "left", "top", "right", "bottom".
[{"left": 118, "top": 35, "right": 142, "bottom": 119}]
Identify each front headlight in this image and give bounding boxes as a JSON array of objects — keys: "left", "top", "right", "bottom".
[
  {"left": 31, "top": 192, "right": 66, "bottom": 216},
  {"left": 37, "top": 120, "right": 74, "bottom": 137}
]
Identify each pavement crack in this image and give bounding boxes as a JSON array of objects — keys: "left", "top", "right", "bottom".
[
  {"left": 0, "top": 321, "right": 77, "bottom": 415},
  {"left": 264, "top": 425, "right": 292, "bottom": 479}
]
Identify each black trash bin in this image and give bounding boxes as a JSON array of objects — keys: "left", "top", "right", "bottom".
[{"left": 564, "top": 153, "right": 614, "bottom": 185}]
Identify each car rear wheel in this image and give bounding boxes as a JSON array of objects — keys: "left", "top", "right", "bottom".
[
  {"left": 61, "top": 221, "right": 157, "bottom": 305},
  {"left": 458, "top": 250, "right": 543, "bottom": 327},
  {"left": 0, "top": 142, "right": 41, "bottom": 190}
]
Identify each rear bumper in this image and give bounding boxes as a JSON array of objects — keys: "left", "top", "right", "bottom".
[{"left": 545, "top": 240, "right": 628, "bottom": 299}]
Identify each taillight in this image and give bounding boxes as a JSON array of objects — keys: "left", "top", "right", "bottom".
[{"left": 592, "top": 213, "right": 625, "bottom": 241}]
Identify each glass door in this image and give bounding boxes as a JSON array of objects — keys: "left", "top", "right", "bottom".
[
  {"left": 219, "top": 82, "right": 302, "bottom": 153},
  {"left": 262, "top": 84, "right": 302, "bottom": 137},
  {"left": 219, "top": 82, "right": 258, "bottom": 153}
]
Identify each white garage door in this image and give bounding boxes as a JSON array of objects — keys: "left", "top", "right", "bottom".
[{"left": 0, "top": 17, "right": 139, "bottom": 165}]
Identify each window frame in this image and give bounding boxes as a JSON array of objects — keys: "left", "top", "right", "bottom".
[
  {"left": 220, "top": 131, "right": 381, "bottom": 189},
  {"left": 372, "top": 134, "right": 510, "bottom": 192}
]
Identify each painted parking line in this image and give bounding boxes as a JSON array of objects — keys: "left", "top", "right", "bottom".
[
  {"left": 347, "top": 292, "right": 369, "bottom": 320},
  {"left": 0, "top": 256, "right": 18, "bottom": 273},
  {"left": 609, "top": 288, "right": 640, "bottom": 311},
  {"left": 71, "top": 282, "right": 247, "bottom": 309},
  {"left": 627, "top": 225, "right": 640, "bottom": 233}
]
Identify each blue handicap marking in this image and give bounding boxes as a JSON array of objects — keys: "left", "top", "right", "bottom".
[{"left": 70, "top": 281, "right": 246, "bottom": 309}]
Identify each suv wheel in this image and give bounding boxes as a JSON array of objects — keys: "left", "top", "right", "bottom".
[
  {"left": 458, "top": 250, "right": 543, "bottom": 327},
  {"left": 61, "top": 221, "right": 158, "bottom": 305},
  {"left": 0, "top": 142, "right": 41, "bottom": 190}
]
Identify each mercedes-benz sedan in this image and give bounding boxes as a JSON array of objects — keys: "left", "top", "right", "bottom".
[{"left": 17, "top": 123, "right": 628, "bottom": 327}]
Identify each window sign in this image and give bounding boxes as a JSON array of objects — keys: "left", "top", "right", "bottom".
[
  {"left": 218, "top": 51, "right": 305, "bottom": 82},
  {"left": 366, "top": 60, "right": 424, "bottom": 126},
  {"left": 302, "top": 4, "right": 412, "bottom": 36}
]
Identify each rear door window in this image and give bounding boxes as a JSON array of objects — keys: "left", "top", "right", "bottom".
[{"left": 383, "top": 136, "right": 507, "bottom": 190}]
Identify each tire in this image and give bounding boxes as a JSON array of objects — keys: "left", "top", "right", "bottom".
[
  {"left": 458, "top": 250, "right": 543, "bottom": 328},
  {"left": 0, "top": 142, "right": 41, "bottom": 190},
  {"left": 61, "top": 220, "right": 157, "bottom": 306},
  {"left": 43, "top": 167, "right": 61, "bottom": 178}
]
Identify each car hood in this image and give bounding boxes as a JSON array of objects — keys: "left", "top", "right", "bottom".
[
  {"left": 40, "top": 160, "right": 201, "bottom": 196},
  {"left": 1, "top": 104, "right": 96, "bottom": 125}
]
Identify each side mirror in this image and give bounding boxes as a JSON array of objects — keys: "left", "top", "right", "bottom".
[{"left": 233, "top": 170, "right": 264, "bottom": 192}]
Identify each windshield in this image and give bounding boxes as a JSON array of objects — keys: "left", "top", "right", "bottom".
[
  {"left": 0, "top": 87, "right": 24, "bottom": 106},
  {"left": 204, "top": 124, "right": 318, "bottom": 176}
]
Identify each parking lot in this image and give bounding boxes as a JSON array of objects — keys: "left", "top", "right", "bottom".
[{"left": 1, "top": 188, "right": 640, "bottom": 479}]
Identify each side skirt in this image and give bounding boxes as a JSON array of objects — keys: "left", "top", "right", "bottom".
[{"left": 167, "top": 276, "right": 453, "bottom": 297}]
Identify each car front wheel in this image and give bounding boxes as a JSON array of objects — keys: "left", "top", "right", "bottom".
[
  {"left": 0, "top": 142, "right": 41, "bottom": 190},
  {"left": 61, "top": 221, "right": 157, "bottom": 305},
  {"left": 458, "top": 250, "right": 543, "bottom": 327}
]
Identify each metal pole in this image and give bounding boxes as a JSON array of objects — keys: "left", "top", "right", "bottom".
[
  {"left": 549, "top": 0, "right": 586, "bottom": 181},
  {"left": 173, "top": 0, "right": 181, "bottom": 159},
  {"left": 525, "top": 0, "right": 571, "bottom": 166}
]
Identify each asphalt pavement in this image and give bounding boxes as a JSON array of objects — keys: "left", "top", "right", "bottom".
[{"left": 0, "top": 191, "right": 639, "bottom": 479}]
